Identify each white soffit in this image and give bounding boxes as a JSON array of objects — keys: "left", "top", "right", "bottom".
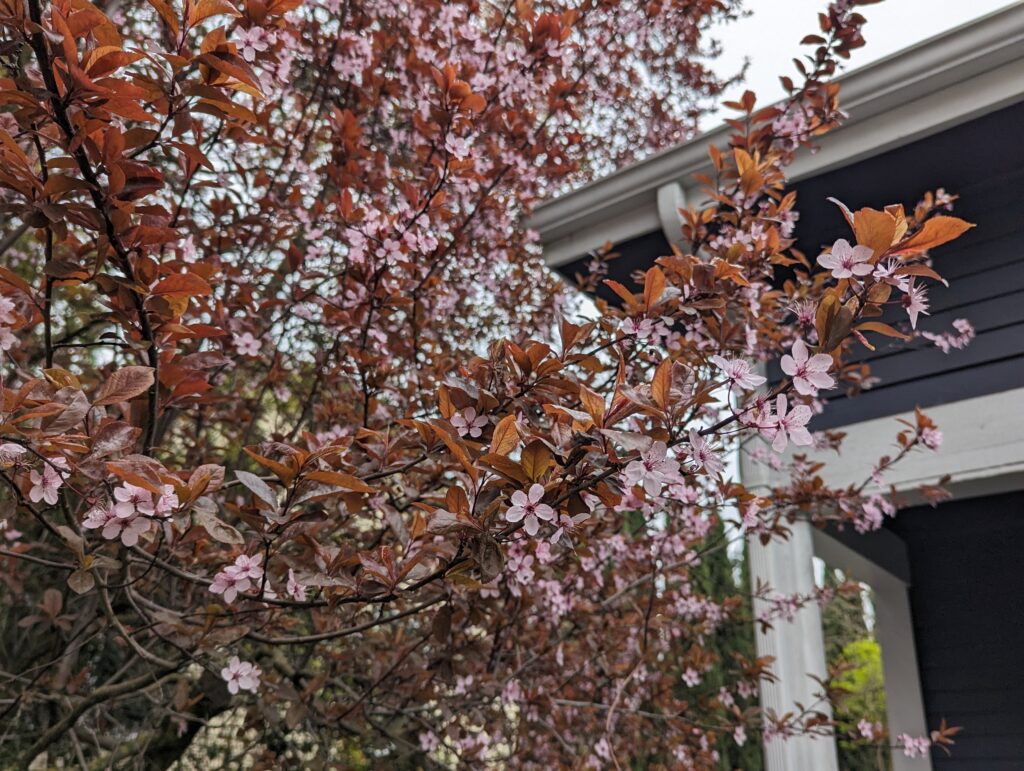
[{"left": 533, "top": 3, "right": 1024, "bottom": 267}]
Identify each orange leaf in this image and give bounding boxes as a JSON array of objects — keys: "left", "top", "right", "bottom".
[
  {"left": 304, "top": 470, "right": 376, "bottom": 493},
  {"left": 431, "top": 422, "right": 478, "bottom": 484},
  {"left": 243, "top": 447, "right": 295, "bottom": 485},
  {"left": 852, "top": 207, "right": 898, "bottom": 261},
  {"left": 603, "top": 279, "right": 637, "bottom": 307},
  {"left": 478, "top": 453, "right": 529, "bottom": 485},
  {"left": 652, "top": 358, "right": 672, "bottom": 412},
  {"left": 489, "top": 414, "right": 519, "bottom": 456},
  {"left": 151, "top": 272, "right": 213, "bottom": 297},
  {"left": 578, "top": 384, "right": 605, "bottom": 426},
  {"left": 855, "top": 321, "right": 911, "bottom": 341},
  {"left": 890, "top": 216, "right": 974, "bottom": 258},
  {"left": 94, "top": 366, "right": 154, "bottom": 406},
  {"left": 520, "top": 440, "right": 552, "bottom": 482},
  {"left": 643, "top": 266, "right": 666, "bottom": 311}
]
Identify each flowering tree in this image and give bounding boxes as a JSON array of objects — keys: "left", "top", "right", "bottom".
[{"left": 0, "top": 0, "right": 971, "bottom": 766}]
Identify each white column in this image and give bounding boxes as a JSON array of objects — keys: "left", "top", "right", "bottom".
[
  {"left": 656, "top": 182, "right": 687, "bottom": 249},
  {"left": 749, "top": 521, "right": 840, "bottom": 771}
]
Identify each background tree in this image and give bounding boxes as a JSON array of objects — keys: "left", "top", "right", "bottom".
[{"left": 0, "top": 0, "right": 967, "bottom": 767}]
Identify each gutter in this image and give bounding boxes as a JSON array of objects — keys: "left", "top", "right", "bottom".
[{"left": 532, "top": 3, "right": 1024, "bottom": 267}]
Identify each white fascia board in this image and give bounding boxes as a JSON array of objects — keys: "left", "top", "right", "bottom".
[
  {"left": 802, "top": 387, "right": 1024, "bottom": 502},
  {"left": 534, "top": 3, "right": 1024, "bottom": 267}
]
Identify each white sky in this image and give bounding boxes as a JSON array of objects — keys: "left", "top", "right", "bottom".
[{"left": 703, "top": 0, "right": 1020, "bottom": 128}]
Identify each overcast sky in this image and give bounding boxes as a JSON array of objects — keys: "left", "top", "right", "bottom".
[{"left": 703, "top": 0, "right": 1020, "bottom": 128}]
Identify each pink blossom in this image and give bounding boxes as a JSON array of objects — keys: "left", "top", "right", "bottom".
[
  {"left": 780, "top": 339, "right": 834, "bottom": 396},
  {"left": 903, "top": 279, "right": 930, "bottom": 329},
  {"left": 621, "top": 317, "right": 656, "bottom": 340},
  {"left": 534, "top": 540, "right": 555, "bottom": 564},
  {"left": 733, "top": 726, "right": 747, "bottom": 747},
  {"left": 83, "top": 500, "right": 151, "bottom": 546},
  {"left": 445, "top": 135, "right": 471, "bottom": 160},
  {"left": 113, "top": 483, "right": 157, "bottom": 519},
  {"left": 376, "top": 237, "right": 403, "bottom": 264},
  {"left": 233, "top": 332, "right": 261, "bottom": 357},
  {"left": 858, "top": 719, "right": 878, "bottom": 739},
  {"left": 286, "top": 568, "right": 306, "bottom": 601},
  {"left": 871, "top": 258, "right": 908, "bottom": 290},
  {"left": 622, "top": 441, "right": 681, "bottom": 496},
  {"left": 221, "top": 656, "right": 261, "bottom": 694},
  {"left": 505, "top": 483, "right": 555, "bottom": 536},
  {"left": 817, "top": 238, "right": 873, "bottom": 279},
  {"left": 922, "top": 317, "right": 974, "bottom": 353},
  {"left": 0, "top": 295, "right": 16, "bottom": 325},
  {"left": 897, "top": 733, "right": 931, "bottom": 759},
  {"left": 920, "top": 427, "right": 943, "bottom": 450},
  {"left": 210, "top": 553, "right": 265, "bottom": 603},
  {"left": 451, "top": 406, "right": 487, "bottom": 438},
  {"left": 28, "top": 458, "right": 68, "bottom": 506},
  {"left": 681, "top": 667, "right": 701, "bottom": 687},
  {"left": 764, "top": 394, "right": 813, "bottom": 453},
  {"left": 419, "top": 731, "right": 440, "bottom": 752},
  {"left": 235, "top": 27, "right": 269, "bottom": 62},
  {"left": 688, "top": 430, "right": 723, "bottom": 476},
  {"left": 550, "top": 511, "right": 588, "bottom": 545},
  {"left": 710, "top": 355, "right": 766, "bottom": 391},
  {"left": 0, "top": 327, "right": 16, "bottom": 352},
  {"left": 0, "top": 443, "right": 26, "bottom": 465}
]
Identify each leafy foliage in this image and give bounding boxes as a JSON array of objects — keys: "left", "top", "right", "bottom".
[{"left": 0, "top": 0, "right": 968, "bottom": 766}]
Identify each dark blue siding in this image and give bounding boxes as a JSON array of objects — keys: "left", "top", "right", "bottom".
[
  {"left": 887, "top": 491, "right": 1024, "bottom": 769},
  {"left": 791, "top": 101, "right": 1024, "bottom": 429}
]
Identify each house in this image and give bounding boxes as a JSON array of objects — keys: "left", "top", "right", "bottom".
[{"left": 531, "top": 6, "right": 1024, "bottom": 769}]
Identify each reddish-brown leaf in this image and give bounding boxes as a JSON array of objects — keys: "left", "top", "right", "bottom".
[{"left": 94, "top": 366, "right": 155, "bottom": 406}]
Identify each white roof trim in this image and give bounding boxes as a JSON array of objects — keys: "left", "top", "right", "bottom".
[{"left": 534, "top": 3, "right": 1024, "bottom": 267}]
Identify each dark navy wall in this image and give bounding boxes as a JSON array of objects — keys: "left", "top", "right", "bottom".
[
  {"left": 556, "top": 229, "right": 671, "bottom": 307},
  {"left": 887, "top": 491, "right": 1024, "bottom": 769},
  {"left": 791, "top": 100, "right": 1024, "bottom": 429}
]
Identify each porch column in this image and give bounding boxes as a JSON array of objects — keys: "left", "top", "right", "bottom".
[{"left": 748, "top": 520, "right": 840, "bottom": 770}]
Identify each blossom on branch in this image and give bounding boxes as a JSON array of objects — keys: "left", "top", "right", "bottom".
[{"left": 781, "top": 339, "right": 835, "bottom": 396}]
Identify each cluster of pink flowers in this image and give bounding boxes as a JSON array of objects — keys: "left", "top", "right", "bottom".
[
  {"left": 221, "top": 656, "right": 261, "bottom": 694},
  {"left": 922, "top": 318, "right": 975, "bottom": 353},
  {"left": 28, "top": 457, "right": 69, "bottom": 506},
  {"left": 621, "top": 316, "right": 673, "bottom": 345},
  {"left": 210, "top": 553, "right": 265, "bottom": 603},
  {"left": 897, "top": 733, "right": 932, "bottom": 758},
  {"left": 820, "top": 239, "right": 935, "bottom": 329},
  {"left": 622, "top": 441, "right": 683, "bottom": 496},
  {"left": 83, "top": 483, "right": 179, "bottom": 547},
  {"left": 853, "top": 495, "right": 895, "bottom": 534}
]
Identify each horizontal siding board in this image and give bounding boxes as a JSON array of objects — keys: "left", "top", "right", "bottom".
[
  {"left": 850, "top": 323, "right": 1024, "bottom": 389},
  {"left": 811, "top": 355, "right": 1024, "bottom": 429}
]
